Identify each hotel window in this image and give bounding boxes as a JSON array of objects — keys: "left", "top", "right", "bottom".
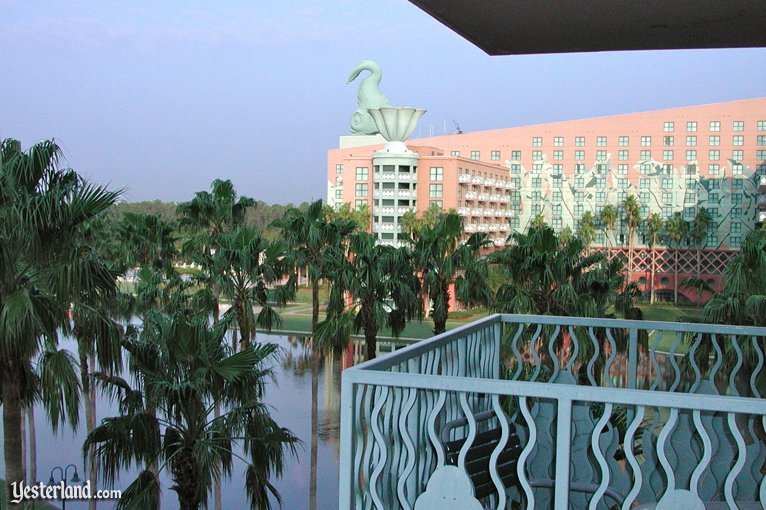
[
  {"left": 732, "top": 150, "right": 744, "bottom": 161},
  {"left": 575, "top": 191, "right": 585, "bottom": 202},
  {"left": 686, "top": 150, "right": 697, "bottom": 161},
  {"left": 532, "top": 150, "right": 543, "bottom": 161},
  {"left": 709, "top": 192, "right": 719, "bottom": 202},
  {"left": 532, "top": 163, "right": 542, "bottom": 173},
  {"left": 758, "top": 120, "right": 766, "bottom": 131},
  {"left": 552, "top": 204, "right": 562, "bottom": 216},
  {"left": 511, "top": 177, "right": 521, "bottom": 188},
  {"left": 639, "top": 192, "right": 649, "bottom": 204},
  {"left": 430, "top": 200, "right": 443, "bottom": 209},
  {"left": 732, "top": 193, "right": 743, "bottom": 205},
  {"left": 732, "top": 135, "right": 744, "bottom": 146},
  {"left": 640, "top": 163, "right": 650, "bottom": 174},
  {"left": 575, "top": 136, "right": 585, "bottom": 147},
  {"left": 640, "top": 150, "right": 651, "bottom": 160},
  {"left": 685, "top": 178, "right": 696, "bottom": 188},
  {"left": 709, "top": 164, "right": 720, "bottom": 175},
  {"left": 709, "top": 150, "right": 720, "bottom": 160},
  {"left": 662, "top": 192, "right": 672, "bottom": 203},
  {"left": 757, "top": 136, "right": 766, "bottom": 146},
  {"left": 355, "top": 183, "right": 368, "bottom": 196},
  {"left": 663, "top": 150, "right": 673, "bottom": 161},
  {"left": 709, "top": 208, "right": 719, "bottom": 217},
  {"left": 429, "top": 184, "right": 443, "bottom": 198},
  {"left": 532, "top": 177, "right": 541, "bottom": 188},
  {"left": 684, "top": 208, "right": 695, "bottom": 221},
  {"left": 595, "top": 177, "right": 606, "bottom": 187},
  {"left": 491, "top": 150, "right": 501, "bottom": 160},
  {"left": 664, "top": 136, "right": 674, "bottom": 147},
  {"left": 596, "top": 191, "right": 606, "bottom": 203},
  {"left": 733, "top": 121, "right": 744, "bottom": 132},
  {"left": 354, "top": 199, "right": 367, "bottom": 209},
  {"left": 732, "top": 207, "right": 742, "bottom": 218},
  {"left": 575, "top": 163, "right": 586, "bottom": 173},
  {"left": 732, "top": 179, "right": 743, "bottom": 190},
  {"left": 640, "top": 178, "right": 650, "bottom": 189},
  {"left": 617, "top": 178, "right": 629, "bottom": 188},
  {"left": 618, "top": 164, "right": 628, "bottom": 175},
  {"left": 707, "top": 234, "right": 718, "bottom": 245},
  {"left": 430, "top": 167, "right": 443, "bottom": 181},
  {"left": 730, "top": 236, "right": 742, "bottom": 248},
  {"left": 355, "top": 167, "right": 368, "bottom": 180},
  {"left": 553, "top": 164, "right": 563, "bottom": 173},
  {"left": 553, "top": 137, "right": 564, "bottom": 147},
  {"left": 709, "top": 179, "right": 721, "bottom": 189},
  {"left": 732, "top": 222, "right": 742, "bottom": 234},
  {"left": 470, "top": 151, "right": 480, "bottom": 160},
  {"left": 451, "top": 150, "right": 460, "bottom": 156},
  {"left": 709, "top": 121, "right": 721, "bottom": 132},
  {"left": 662, "top": 207, "right": 672, "bottom": 218},
  {"left": 597, "top": 136, "right": 607, "bottom": 147},
  {"left": 709, "top": 135, "right": 720, "bottom": 146},
  {"left": 510, "top": 218, "right": 520, "bottom": 228},
  {"left": 335, "top": 189, "right": 343, "bottom": 199},
  {"left": 757, "top": 150, "right": 766, "bottom": 160},
  {"left": 336, "top": 164, "right": 343, "bottom": 174},
  {"left": 575, "top": 177, "right": 584, "bottom": 188},
  {"left": 552, "top": 177, "right": 563, "bottom": 188},
  {"left": 511, "top": 164, "right": 521, "bottom": 174},
  {"left": 532, "top": 204, "right": 542, "bottom": 214},
  {"left": 532, "top": 137, "right": 542, "bottom": 147},
  {"left": 511, "top": 191, "right": 521, "bottom": 200},
  {"left": 686, "top": 136, "right": 697, "bottom": 146},
  {"left": 664, "top": 122, "right": 674, "bottom": 132},
  {"left": 511, "top": 150, "right": 521, "bottom": 160},
  {"left": 618, "top": 136, "right": 629, "bottom": 147},
  {"left": 532, "top": 191, "right": 542, "bottom": 201},
  {"left": 616, "top": 190, "right": 627, "bottom": 202},
  {"left": 641, "top": 136, "right": 651, "bottom": 147},
  {"left": 596, "top": 233, "right": 605, "bottom": 245},
  {"left": 552, "top": 191, "right": 562, "bottom": 202},
  {"left": 553, "top": 150, "right": 563, "bottom": 160},
  {"left": 575, "top": 150, "right": 585, "bottom": 161},
  {"left": 596, "top": 150, "right": 607, "bottom": 161},
  {"left": 685, "top": 192, "right": 696, "bottom": 203},
  {"left": 687, "top": 121, "right": 697, "bottom": 132},
  {"left": 618, "top": 150, "right": 629, "bottom": 161},
  {"left": 662, "top": 177, "right": 673, "bottom": 189},
  {"left": 552, "top": 218, "right": 562, "bottom": 229}
]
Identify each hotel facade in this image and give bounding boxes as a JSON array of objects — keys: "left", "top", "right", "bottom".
[{"left": 327, "top": 98, "right": 766, "bottom": 299}]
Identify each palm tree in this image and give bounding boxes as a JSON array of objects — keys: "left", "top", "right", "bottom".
[
  {"left": 211, "top": 226, "right": 296, "bottom": 350},
  {"left": 690, "top": 206, "right": 713, "bottom": 286},
  {"left": 664, "top": 212, "right": 689, "bottom": 305},
  {"left": 599, "top": 204, "right": 618, "bottom": 250},
  {"left": 413, "top": 212, "right": 491, "bottom": 335},
  {"left": 622, "top": 195, "right": 642, "bottom": 275},
  {"left": 577, "top": 211, "right": 597, "bottom": 252},
  {"left": 315, "top": 232, "right": 422, "bottom": 360},
  {"left": 85, "top": 311, "right": 298, "bottom": 510},
  {"left": 645, "top": 212, "right": 665, "bottom": 303},
  {"left": 0, "top": 139, "right": 121, "bottom": 509},
  {"left": 530, "top": 212, "right": 548, "bottom": 230},
  {"left": 273, "top": 200, "right": 355, "bottom": 510}
]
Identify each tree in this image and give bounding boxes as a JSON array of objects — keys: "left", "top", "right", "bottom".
[
  {"left": 530, "top": 212, "right": 548, "bottom": 230},
  {"left": 398, "top": 203, "right": 447, "bottom": 240},
  {"left": 599, "top": 204, "right": 618, "bottom": 249},
  {"left": 622, "top": 195, "right": 642, "bottom": 275},
  {"left": 577, "top": 211, "right": 597, "bottom": 250},
  {"left": 0, "top": 139, "right": 121, "bottom": 509},
  {"left": 324, "top": 202, "right": 371, "bottom": 232},
  {"left": 316, "top": 232, "right": 422, "bottom": 360},
  {"left": 690, "top": 206, "right": 713, "bottom": 284},
  {"left": 413, "top": 212, "right": 491, "bottom": 335},
  {"left": 85, "top": 311, "right": 298, "bottom": 510},
  {"left": 664, "top": 212, "right": 689, "bottom": 305},
  {"left": 645, "top": 213, "right": 665, "bottom": 303}
]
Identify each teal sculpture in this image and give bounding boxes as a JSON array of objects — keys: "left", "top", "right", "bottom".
[{"left": 347, "top": 60, "right": 389, "bottom": 135}]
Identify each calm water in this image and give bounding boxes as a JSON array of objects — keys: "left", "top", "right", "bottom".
[{"left": 0, "top": 333, "right": 345, "bottom": 509}]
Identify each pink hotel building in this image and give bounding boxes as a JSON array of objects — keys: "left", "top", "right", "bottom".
[{"left": 327, "top": 98, "right": 766, "bottom": 299}]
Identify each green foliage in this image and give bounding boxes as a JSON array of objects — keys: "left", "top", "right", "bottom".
[
  {"left": 577, "top": 211, "right": 597, "bottom": 247},
  {"left": 645, "top": 213, "right": 665, "bottom": 248},
  {"left": 324, "top": 202, "right": 371, "bottom": 232},
  {"left": 530, "top": 212, "right": 547, "bottom": 230},
  {"left": 399, "top": 203, "right": 449, "bottom": 240}
]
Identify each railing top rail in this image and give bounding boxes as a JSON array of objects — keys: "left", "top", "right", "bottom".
[
  {"left": 500, "top": 313, "right": 766, "bottom": 337},
  {"left": 344, "top": 369, "right": 766, "bottom": 415},
  {"left": 350, "top": 314, "right": 501, "bottom": 372}
]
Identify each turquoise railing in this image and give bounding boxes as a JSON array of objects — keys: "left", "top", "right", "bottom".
[{"left": 338, "top": 314, "right": 766, "bottom": 509}]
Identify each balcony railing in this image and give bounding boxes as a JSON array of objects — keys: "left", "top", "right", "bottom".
[{"left": 339, "top": 314, "right": 766, "bottom": 509}]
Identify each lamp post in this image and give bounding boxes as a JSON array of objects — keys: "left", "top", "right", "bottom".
[{"left": 48, "top": 464, "right": 81, "bottom": 510}]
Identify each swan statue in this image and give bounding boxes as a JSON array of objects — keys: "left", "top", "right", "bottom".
[{"left": 347, "top": 60, "right": 390, "bottom": 135}]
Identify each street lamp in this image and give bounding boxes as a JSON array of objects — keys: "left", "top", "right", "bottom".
[{"left": 48, "top": 464, "right": 81, "bottom": 510}]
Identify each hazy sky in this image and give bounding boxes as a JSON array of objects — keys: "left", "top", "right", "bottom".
[{"left": 2, "top": 1, "right": 765, "bottom": 204}]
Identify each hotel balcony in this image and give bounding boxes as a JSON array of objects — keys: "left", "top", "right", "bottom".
[
  {"left": 471, "top": 208, "right": 483, "bottom": 216},
  {"left": 465, "top": 192, "right": 478, "bottom": 200},
  {"left": 759, "top": 175, "right": 766, "bottom": 192},
  {"left": 478, "top": 224, "right": 489, "bottom": 232},
  {"left": 376, "top": 172, "right": 397, "bottom": 180},
  {"left": 492, "top": 237, "right": 506, "bottom": 246},
  {"left": 505, "top": 182, "right": 514, "bottom": 189},
  {"left": 339, "top": 314, "right": 766, "bottom": 510},
  {"left": 483, "top": 209, "right": 495, "bottom": 216},
  {"left": 479, "top": 193, "right": 490, "bottom": 201},
  {"left": 373, "top": 206, "right": 395, "bottom": 215},
  {"left": 472, "top": 177, "right": 485, "bottom": 185},
  {"left": 397, "top": 189, "right": 417, "bottom": 198},
  {"left": 457, "top": 207, "right": 470, "bottom": 216},
  {"left": 459, "top": 174, "right": 471, "bottom": 183},
  {"left": 373, "top": 190, "right": 395, "bottom": 198},
  {"left": 485, "top": 178, "right": 496, "bottom": 186},
  {"left": 465, "top": 224, "right": 478, "bottom": 232}
]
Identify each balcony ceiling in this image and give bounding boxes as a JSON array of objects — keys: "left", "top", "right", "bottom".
[{"left": 408, "top": 0, "right": 766, "bottom": 55}]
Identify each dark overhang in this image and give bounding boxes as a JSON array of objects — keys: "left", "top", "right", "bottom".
[{"left": 408, "top": 1, "right": 766, "bottom": 55}]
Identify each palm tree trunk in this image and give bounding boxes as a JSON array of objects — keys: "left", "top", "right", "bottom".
[
  {"left": 214, "top": 401, "right": 222, "bottom": 510},
  {"left": 674, "top": 248, "right": 679, "bottom": 305},
  {"left": 309, "top": 278, "right": 320, "bottom": 510},
  {"left": 2, "top": 372, "right": 24, "bottom": 510},
  {"left": 650, "top": 247, "right": 656, "bottom": 304},
  {"left": 20, "top": 403, "right": 26, "bottom": 483},
  {"left": 87, "top": 352, "right": 98, "bottom": 510},
  {"left": 28, "top": 405, "right": 37, "bottom": 485}
]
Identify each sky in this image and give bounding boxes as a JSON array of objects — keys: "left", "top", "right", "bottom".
[{"left": 2, "top": 1, "right": 766, "bottom": 204}]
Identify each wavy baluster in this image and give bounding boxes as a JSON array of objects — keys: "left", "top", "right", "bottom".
[
  {"left": 668, "top": 332, "right": 683, "bottom": 392},
  {"left": 690, "top": 410, "right": 712, "bottom": 498},
  {"left": 397, "top": 387, "right": 418, "bottom": 509},
  {"left": 353, "top": 385, "right": 368, "bottom": 508},
  {"left": 604, "top": 328, "right": 618, "bottom": 388},
  {"left": 548, "top": 325, "right": 562, "bottom": 382},
  {"left": 750, "top": 336, "right": 763, "bottom": 399},
  {"left": 725, "top": 412, "right": 747, "bottom": 508},
  {"left": 511, "top": 323, "right": 525, "bottom": 380},
  {"left": 566, "top": 326, "right": 580, "bottom": 374},
  {"left": 688, "top": 333, "right": 703, "bottom": 393},
  {"left": 730, "top": 336, "right": 742, "bottom": 397},
  {"left": 427, "top": 390, "right": 447, "bottom": 468},
  {"left": 361, "top": 385, "right": 375, "bottom": 510},
  {"left": 369, "top": 386, "right": 389, "bottom": 509},
  {"left": 622, "top": 405, "right": 645, "bottom": 510},
  {"left": 385, "top": 385, "right": 399, "bottom": 505},
  {"left": 587, "top": 327, "right": 600, "bottom": 387},
  {"left": 489, "top": 394, "right": 509, "bottom": 510},
  {"left": 760, "top": 416, "right": 766, "bottom": 508},
  {"left": 589, "top": 403, "right": 613, "bottom": 510},
  {"left": 517, "top": 396, "right": 536, "bottom": 510},
  {"left": 529, "top": 324, "right": 543, "bottom": 382},
  {"left": 709, "top": 334, "right": 723, "bottom": 386},
  {"left": 649, "top": 328, "right": 662, "bottom": 391},
  {"left": 657, "top": 408, "right": 679, "bottom": 493},
  {"left": 457, "top": 392, "right": 478, "bottom": 470}
]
